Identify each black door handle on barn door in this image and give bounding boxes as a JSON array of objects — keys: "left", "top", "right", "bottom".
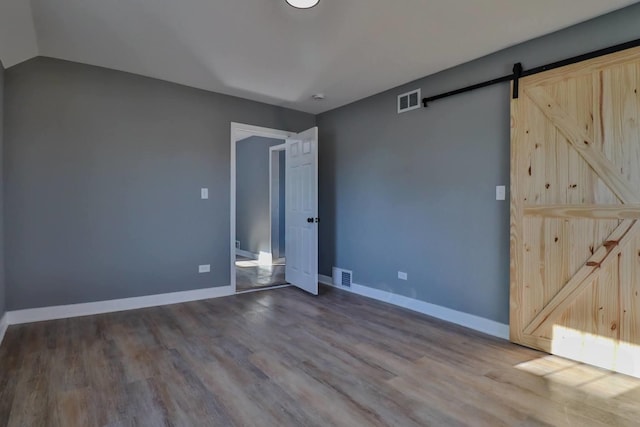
[{"left": 307, "top": 217, "right": 314, "bottom": 223}]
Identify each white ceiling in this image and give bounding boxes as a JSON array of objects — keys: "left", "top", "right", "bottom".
[
  {"left": 0, "top": 0, "right": 637, "bottom": 113},
  {"left": 0, "top": 0, "right": 38, "bottom": 67}
]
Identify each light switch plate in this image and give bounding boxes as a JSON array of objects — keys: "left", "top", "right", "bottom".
[
  {"left": 201, "top": 188, "right": 209, "bottom": 199},
  {"left": 198, "top": 264, "right": 211, "bottom": 273},
  {"left": 398, "top": 271, "right": 408, "bottom": 280},
  {"left": 496, "top": 185, "right": 506, "bottom": 201}
]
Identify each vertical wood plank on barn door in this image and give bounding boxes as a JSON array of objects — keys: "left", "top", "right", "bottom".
[{"left": 510, "top": 47, "right": 640, "bottom": 378}]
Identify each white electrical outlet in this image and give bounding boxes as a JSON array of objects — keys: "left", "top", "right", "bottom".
[
  {"left": 398, "top": 271, "right": 408, "bottom": 280},
  {"left": 198, "top": 264, "right": 211, "bottom": 273},
  {"left": 496, "top": 185, "right": 506, "bottom": 201},
  {"left": 201, "top": 188, "right": 209, "bottom": 199}
]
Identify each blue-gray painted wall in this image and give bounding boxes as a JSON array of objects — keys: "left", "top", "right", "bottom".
[
  {"left": 317, "top": 4, "right": 640, "bottom": 324},
  {"left": 3, "top": 4, "right": 640, "bottom": 320},
  {"left": 4, "top": 57, "right": 314, "bottom": 310}
]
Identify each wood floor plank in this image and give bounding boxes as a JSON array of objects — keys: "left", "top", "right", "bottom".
[
  {"left": 250, "top": 349, "right": 387, "bottom": 427},
  {"left": 408, "top": 355, "right": 612, "bottom": 427},
  {"left": 1, "top": 285, "right": 639, "bottom": 426},
  {"left": 54, "top": 387, "right": 95, "bottom": 427}
]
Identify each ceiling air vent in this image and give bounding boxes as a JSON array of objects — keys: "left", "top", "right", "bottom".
[
  {"left": 332, "top": 267, "right": 353, "bottom": 288},
  {"left": 398, "top": 89, "right": 421, "bottom": 114}
]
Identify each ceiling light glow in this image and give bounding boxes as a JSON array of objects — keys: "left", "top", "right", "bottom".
[{"left": 286, "top": 0, "right": 319, "bottom": 9}]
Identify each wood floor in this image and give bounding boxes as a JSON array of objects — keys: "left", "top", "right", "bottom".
[
  {"left": 1, "top": 286, "right": 639, "bottom": 426},
  {"left": 235, "top": 256, "right": 286, "bottom": 292}
]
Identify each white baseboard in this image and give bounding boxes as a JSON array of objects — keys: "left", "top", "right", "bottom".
[
  {"left": 318, "top": 274, "right": 334, "bottom": 286},
  {"left": 3, "top": 274, "right": 509, "bottom": 342},
  {"left": 0, "top": 314, "right": 8, "bottom": 348},
  {"left": 236, "top": 250, "right": 274, "bottom": 266},
  {"left": 235, "top": 249, "right": 258, "bottom": 259},
  {"left": 6, "top": 285, "right": 234, "bottom": 326},
  {"left": 319, "top": 275, "right": 509, "bottom": 340}
]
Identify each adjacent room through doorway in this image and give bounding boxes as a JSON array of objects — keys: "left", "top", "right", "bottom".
[{"left": 235, "top": 135, "right": 287, "bottom": 292}]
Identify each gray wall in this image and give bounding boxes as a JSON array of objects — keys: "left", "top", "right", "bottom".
[
  {"left": 0, "top": 60, "right": 4, "bottom": 318},
  {"left": 317, "top": 4, "right": 640, "bottom": 324},
  {"left": 4, "top": 57, "right": 314, "bottom": 310},
  {"left": 236, "top": 135, "right": 284, "bottom": 256}
]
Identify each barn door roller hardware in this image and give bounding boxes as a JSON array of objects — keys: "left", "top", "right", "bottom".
[{"left": 422, "top": 37, "right": 640, "bottom": 108}]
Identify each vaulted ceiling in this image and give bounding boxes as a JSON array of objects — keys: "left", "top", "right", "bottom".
[{"left": 0, "top": 0, "right": 637, "bottom": 113}]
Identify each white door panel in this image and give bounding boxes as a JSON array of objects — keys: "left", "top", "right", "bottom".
[{"left": 285, "top": 127, "right": 318, "bottom": 295}]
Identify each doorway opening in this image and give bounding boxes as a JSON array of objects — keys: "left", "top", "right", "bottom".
[
  {"left": 231, "top": 123, "right": 292, "bottom": 293},
  {"left": 230, "top": 122, "right": 319, "bottom": 295},
  {"left": 235, "top": 137, "right": 287, "bottom": 292}
]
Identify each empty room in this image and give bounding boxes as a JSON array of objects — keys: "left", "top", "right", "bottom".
[{"left": 1, "top": 1, "right": 640, "bottom": 426}]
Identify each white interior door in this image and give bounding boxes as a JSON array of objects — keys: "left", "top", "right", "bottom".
[{"left": 285, "top": 127, "right": 318, "bottom": 295}]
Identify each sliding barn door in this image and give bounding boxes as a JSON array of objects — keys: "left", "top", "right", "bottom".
[{"left": 510, "top": 47, "right": 640, "bottom": 377}]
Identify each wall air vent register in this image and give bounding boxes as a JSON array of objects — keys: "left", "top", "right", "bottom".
[{"left": 398, "top": 89, "right": 421, "bottom": 113}]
